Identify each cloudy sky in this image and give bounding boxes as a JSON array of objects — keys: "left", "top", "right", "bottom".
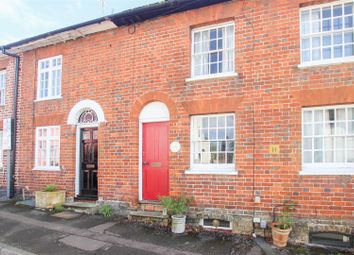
[{"left": 0, "top": 0, "right": 158, "bottom": 45}]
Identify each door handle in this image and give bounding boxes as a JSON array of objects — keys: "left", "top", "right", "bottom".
[{"left": 143, "top": 161, "right": 149, "bottom": 165}]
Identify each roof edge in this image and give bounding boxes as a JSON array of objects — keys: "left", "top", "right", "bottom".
[{"left": 1, "top": 0, "right": 232, "bottom": 51}]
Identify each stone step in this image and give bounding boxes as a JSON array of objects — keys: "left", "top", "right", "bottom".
[
  {"left": 128, "top": 210, "right": 169, "bottom": 226},
  {"left": 139, "top": 203, "right": 164, "bottom": 213},
  {"left": 63, "top": 202, "right": 99, "bottom": 215}
]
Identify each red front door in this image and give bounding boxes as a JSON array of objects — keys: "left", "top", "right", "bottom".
[{"left": 142, "top": 122, "right": 169, "bottom": 201}]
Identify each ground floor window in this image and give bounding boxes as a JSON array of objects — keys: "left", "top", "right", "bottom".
[
  {"left": 35, "top": 126, "right": 60, "bottom": 170},
  {"left": 190, "top": 113, "right": 235, "bottom": 172},
  {"left": 302, "top": 104, "right": 354, "bottom": 174}
]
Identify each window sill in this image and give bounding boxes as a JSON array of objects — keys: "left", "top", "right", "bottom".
[
  {"left": 34, "top": 96, "right": 62, "bottom": 102},
  {"left": 33, "top": 166, "right": 61, "bottom": 171},
  {"left": 186, "top": 72, "right": 238, "bottom": 82},
  {"left": 298, "top": 57, "right": 354, "bottom": 69},
  {"left": 185, "top": 169, "right": 238, "bottom": 175},
  {"left": 300, "top": 167, "right": 354, "bottom": 176}
]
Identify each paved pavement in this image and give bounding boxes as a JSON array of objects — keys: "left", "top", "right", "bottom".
[{"left": 0, "top": 201, "right": 263, "bottom": 255}]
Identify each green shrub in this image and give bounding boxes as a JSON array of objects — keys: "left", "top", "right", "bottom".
[
  {"left": 159, "top": 195, "right": 193, "bottom": 216},
  {"left": 99, "top": 204, "right": 113, "bottom": 218},
  {"left": 43, "top": 185, "right": 58, "bottom": 192},
  {"left": 53, "top": 204, "right": 64, "bottom": 213},
  {"left": 274, "top": 200, "right": 295, "bottom": 230}
]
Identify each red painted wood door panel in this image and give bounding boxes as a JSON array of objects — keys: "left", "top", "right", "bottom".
[{"left": 142, "top": 122, "right": 169, "bottom": 201}]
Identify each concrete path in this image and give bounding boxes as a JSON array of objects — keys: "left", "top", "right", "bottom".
[{"left": 0, "top": 209, "right": 201, "bottom": 255}]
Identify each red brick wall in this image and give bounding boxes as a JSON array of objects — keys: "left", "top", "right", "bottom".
[
  {"left": 14, "top": 0, "right": 354, "bottom": 221},
  {"left": 0, "top": 56, "right": 18, "bottom": 190}
]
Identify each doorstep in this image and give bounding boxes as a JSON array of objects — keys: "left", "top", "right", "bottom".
[{"left": 63, "top": 202, "right": 99, "bottom": 215}]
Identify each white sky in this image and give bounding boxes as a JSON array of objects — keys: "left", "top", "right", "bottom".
[{"left": 0, "top": 0, "right": 158, "bottom": 45}]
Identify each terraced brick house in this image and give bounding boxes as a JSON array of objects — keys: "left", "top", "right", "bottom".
[{"left": 0, "top": 0, "right": 353, "bottom": 246}]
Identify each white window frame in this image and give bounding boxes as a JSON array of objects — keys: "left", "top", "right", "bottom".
[
  {"left": 188, "top": 21, "right": 237, "bottom": 81},
  {"left": 186, "top": 113, "right": 237, "bottom": 175},
  {"left": 37, "top": 55, "right": 62, "bottom": 101},
  {"left": 299, "top": 0, "right": 354, "bottom": 67},
  {"left": 0, "top": 70, "right": 6, "bottom": 106},
  {"left": 301, "top": 104, "right": 354, "bottom": 175},
  {"left": 34, "top": 126, "right": 61, "bottom": 171}
]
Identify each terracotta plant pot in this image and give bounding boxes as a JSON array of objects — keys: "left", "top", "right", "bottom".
[
  {"left": 271, "top": 223, "right": 292, "bottom": 247},
  {"left": 35, "top": 190, "right": 66, "bottom": 209}
]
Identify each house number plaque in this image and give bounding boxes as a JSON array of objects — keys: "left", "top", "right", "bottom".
[
  {"left": 170, "top": 141, "right": 181, "bottom": 153},
  {"left": 269, "top": 145, "right": 280, "bottom": 154}
]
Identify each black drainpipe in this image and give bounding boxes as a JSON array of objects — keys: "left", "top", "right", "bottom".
[{"left": 1, "top": 47, "right": 20, "bottom": 199}]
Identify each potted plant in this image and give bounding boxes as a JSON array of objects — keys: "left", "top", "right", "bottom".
[
  {"left": 271, "top": 200, "right": 295, "bottom": 247},
  {"left": 159, "top": 195, "right": 193, "bottom": 234},
  {"left": 35, "top": 185, "right": 66, "bottom": 209}
]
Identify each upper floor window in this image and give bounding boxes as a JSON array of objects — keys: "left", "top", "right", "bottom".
[
  {"left": 35, "top": 126, "right": 60, "bottom": 170},
  {"left": 0, "top": 70, "right": 6, "bottom": 105},
  {"left": 37, "top": 56, "right": 62, "bottom": 100},
  {"left": 302, "top": 105, "right": 354, "bottom": 175},
  {"left": 191, "top": 22, "right": 235, "bottom": 78},
  {"left": 300, "top": 1, "right": 354, "bottom": 66},
  {"left": 190, "top": 113, "right": 235, "bottom": 173}
]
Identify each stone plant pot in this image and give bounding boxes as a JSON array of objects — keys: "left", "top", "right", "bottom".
[
  {"left": 35, "top": 190, "right": 66, "bottom": 209},
  {"left": 271, "top": 223, "right": 292, "bottom": 247},
  {"left": 171, "top": 215, "right": 186, "bottom": 234}
]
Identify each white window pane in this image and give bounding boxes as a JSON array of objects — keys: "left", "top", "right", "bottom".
[
  {"left": 301, "top": 10, "right": 310, "bottom": 22},
  {"left": 194, "top": 32, "right": 201, "bottom": 43},
  {"left": 333, "top": 17, "right": 343, "bottom": 30},
  {"left": 345, "top": 44, "right": 354, "bottom": 56},
  {"left": 336, "top": 122, "right": 346, "bottom": 135},
  {"left": 322, "top": 19, "right": 331, "bottom": 31},
  {"left": 334, "top": 46, "right": 343, "bottom": 58},
  {"left": 322, "top": 7, "right": 331, "bottom": 19},
  {"left": 301, "top": 23, "right": 311, "bottom": 35},
  {"left": 337, "top": 108, "right": 346, "bottom": 120},
  {"left": 304, "top": 138, "right": 312, "bottom": 150},
  {"left": 348, "top": 121, "right": 354, "bottom": 134},
  {"left": 302, "top": 38, "right": 310, "bottom": 49},
  {"left": 347, "top": 150, "right": 354, "bottom": 162},
  {"left": 312, "top": 8, "right": 321, "bottom": 20},
  {"left": 314, "top": 123, "right": 323, "bottom": 135},
  {"left": 314, "top": 110, "right": 323, "bottom": 122},
  {"left": 312, "top": 21, "right": 321, "bottom": 33},
  {"left": 347, "top": 137, "right": 354, "bottom": 149},
  {"left": 312, "top": 49, "right": 321, "bottom": 60},
  {"left": 325, "top": 123, "right": 335, "bottom": 135},
  {"left": 314, "top": 137, "right": 323, "bottom": 149},
  {"left": 345, "top": 3, "right": 353, "bottom": 14},
  {"left": 303, "top": 111, "right": 312, "bottom": 122},
  {"left": 302, "top": 50, "right": 311, "bottom": 62},
  {"left": 323, "top": 48, "right": 332, "bottom": 59},
  {"left": 325, "top": 109, "right": 335, "bottom": 121},
  {"left": 303, "top": 151, "right": 312, "bottom": 163},
  {"left": 304, "top": 124, "right": 313, "bottom": 136},
  {"left": 325, "top": 137, "right": 334, "bottom": 150},
  {"left": 209, "top": 129, "right": 217, "bottom": 140},
  {"left": 325, "top": 150, "right": 334, "bottom": 162},
  {"left": 226, "top": 128, "right": 234, "bottom": 139},
  {"left": 348, "top": 108, "right": 354, "bottom": 120},
  {"left": 314, "top": 151, "right": 323, "bottom": 163},
  {"left": 336, "top": 150, "right": 345, "bottom": 162},
  {"left": 333, "top": 5, "right": 343, "bottom": 17},
  {"left": 345, "top": 16, "right": 353, "bottom": 28},
  {"left": 226, "top": 153, "right": 234, "bottom": 164},
  {"left": 336, "top": 137, "right": 345, "bottom": 149},
  {"left": 323, "top": 35, "right": 331, "bottom": 46}
]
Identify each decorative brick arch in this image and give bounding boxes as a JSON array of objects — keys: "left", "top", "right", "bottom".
[{"left": 131, "top": 92, "right": 177, "bottom": 121}]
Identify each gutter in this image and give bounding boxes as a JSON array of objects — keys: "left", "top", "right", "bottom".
[{"left": 0, "top": 47, "right": 20, "bottom": 199}]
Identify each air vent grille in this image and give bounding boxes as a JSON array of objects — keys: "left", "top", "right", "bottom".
[{"left": 309, "top": 232, "right": 353, "bottom": 248}]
